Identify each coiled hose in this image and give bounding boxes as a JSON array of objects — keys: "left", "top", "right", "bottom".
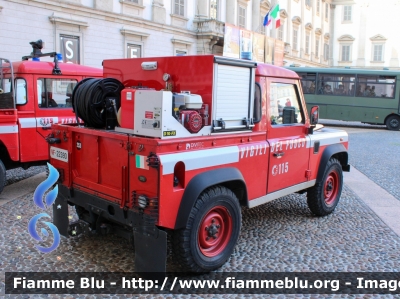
[{"left": 71, "top": 78, "right": 124, "bottom": 128}]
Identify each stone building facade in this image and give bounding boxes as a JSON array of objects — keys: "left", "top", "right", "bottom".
[
  {"left": 0, "top": 0, "right": 398, "bottom": 69},
  {"left": 331, "top": 0, "right": 400, "bottom": 69}
]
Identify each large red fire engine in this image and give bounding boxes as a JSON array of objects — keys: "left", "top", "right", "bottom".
[
  {"left": 0, "top": 47, "right": 102, "bottom": 193},
  {"left": 49, "top": 55, "right": 350, "bottom": 273}
]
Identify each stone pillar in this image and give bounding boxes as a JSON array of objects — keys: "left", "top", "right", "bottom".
[
  {"left": 152, "top": 0, "right": 166, "bottom": 24},
  {"left": 270, "top": 0, "right": 278, "bottom": 38},
  {"left": 356, "top": 2, "right": 367, "bottom": 67},
  {"left": 329, "top": 4, "right": 335, "bottom": 66},
  {"left": 389, "top": 48, "right": 399, "bottom": 68},
  {"left": 311, "top": 0, "right": 315, "bottom": 60},
  {"left": 286, "top": 0, "right": 291, "bottom": 46},
  {"left": 321, "top": 1, "right": 325, "bottom": 40},
  {"left": 226, "top": 0, "right": 237, "bottom": 25},
  {"left": 195, "top": 0, "right": 208, "bottom": 19},
  {"left": 300, "top": 0, "right": 305, "bottom": 58},
  {"left": 252, "top": 0, "right": 261, "bottom": 32}
]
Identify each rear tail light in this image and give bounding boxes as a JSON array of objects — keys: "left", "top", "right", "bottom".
[{"left": 132, "top": 191, "right": 159, "bottom": 221}]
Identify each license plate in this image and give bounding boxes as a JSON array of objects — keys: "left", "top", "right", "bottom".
[{"left": 50, "top": 146, "right": 68, "bottom": 163}]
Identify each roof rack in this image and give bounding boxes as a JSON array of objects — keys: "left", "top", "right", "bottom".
[
  {"left": 21, "top": 40, "right": 62, "bottom": 75},
  {"left": 21, "top": 52, "right": 62, "bottom": 75}
]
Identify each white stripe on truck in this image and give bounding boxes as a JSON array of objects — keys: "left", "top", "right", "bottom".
[
  {"left": 159, "top": 146, "right": 239, "bottom": 175},
  {"left": 0, "top": 125, "right": 18, "bottom": 134}
]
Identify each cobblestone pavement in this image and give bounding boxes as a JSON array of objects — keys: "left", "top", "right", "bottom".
[
  {"left": 5, "top": 166, "right": 46, "bottom": 187},
  {"left": 320, "top": 120, "right": 400, "bottom": 201},
  {"left": 1, "top": 184, "right": 400, "bottom": 298},
  {"left": 1, "top": 123, "right": 400, "bottom": 298}
]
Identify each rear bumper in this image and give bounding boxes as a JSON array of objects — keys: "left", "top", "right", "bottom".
[{"left": 53, "top": 184, "right": 167, "bottom": 273}]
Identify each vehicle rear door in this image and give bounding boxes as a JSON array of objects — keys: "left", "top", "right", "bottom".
[{"left": 69, "top": 126, "right": 130, "bottom": 204}]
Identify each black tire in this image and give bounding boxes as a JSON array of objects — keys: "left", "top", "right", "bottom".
[
  {"left": 172, "top": 186, "right": 241, "bottom": 272},
  {"left": 307, "top": 158, "right": 343, "bottom": 216},
  {"left": 385, "top": 115, "right": 400, "bottom": 131},
  {"left": 0, "top": 159, "right": 6, "bottom": 194}
]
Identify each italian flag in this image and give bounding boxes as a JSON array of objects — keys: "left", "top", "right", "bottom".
[
  {"left": 136, "top": 155, "right": 149, "bottom": 170},
  {"left": 270, "top": 4, "right": 280, "bottom": 29}
]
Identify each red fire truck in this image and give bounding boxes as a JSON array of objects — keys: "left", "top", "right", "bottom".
[
  {"left": 49, "top": 55, "right": 350, "bottom": 273},
  {"left": 0, "top": 52, "right": 102, "bottom": 193}
]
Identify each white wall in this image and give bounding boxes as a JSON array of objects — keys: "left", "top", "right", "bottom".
[
  {"left": 332, "top": 0, "right": 400, "bottom": 69},
  {"left": 0, "top": 0, "right": 197, "bottom": 67}
]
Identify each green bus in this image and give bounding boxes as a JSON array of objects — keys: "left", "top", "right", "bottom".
[{"left": 286, "top": 67, "right": 400, "bottom": 130}]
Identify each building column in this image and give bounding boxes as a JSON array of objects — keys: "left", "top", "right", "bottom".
[
  {"left": 226, "top": 0, "right": 237, "bottom": 25},
  {"left": 300, "top": 0, "right": 305, "bottom": 58},
  {"left": 152, "top": 0, "right": 166, "bottom": 24},
  {"left": 195, "top": 0, "right": 209, "bottom": 19},
  {"left": 252, "top": 0, "right": 261, "bottom": 32},
  {"left": 389, "top": 48, "right": 400, "bottom": 68},
  {"left": 329, "top": 4, "right": 335, "bottom": 66},
  {"left": 270, "top": 0, "right": 278, "bottom": 38},
  {"left": 311, "top": 0, "right": 315, "bottom": 60},
  {"left": 286, "top": 0, "right": 291, "bottom": 46},
  {"left": 356, "top": 2, "right": 367, "bottom": 67}
]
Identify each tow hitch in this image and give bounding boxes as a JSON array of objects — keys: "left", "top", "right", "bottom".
[{"left": 67, "top": 220, "right": 91, "bottom": 237}]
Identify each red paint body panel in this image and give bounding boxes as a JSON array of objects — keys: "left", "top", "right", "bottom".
[
  {"left": 120, "top": 88, "right": 137, "bottom": 130},
  {"left": 255, "top": 63, "right": 300, "bottom": 79},
  {"left": 157, "top": 139, "right": 270, "bottom": 228},
  {"left": 0, "top": 109, "right": 19, "bottom": 160},
  {"left": 0, "top": 60, "right": 102, "bottom": 167},
  {"left": 69, "top": 127, "right": 129, "bottom": 201},
  {"left": 12, "top": 61, "right": 102, "bottom": 77},
  {"left": 266, "top": 133, "right": 309, "bottom": 193},
  {"left": 104, "top": 55, "right": 215, "bottom": 118},
  {"left": 50, "top": 55, "right": 349, "bottom": 231}
]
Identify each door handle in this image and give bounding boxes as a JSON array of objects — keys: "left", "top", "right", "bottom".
[{"left": 273, "top": 152, "right": 285, "bottom": 158}]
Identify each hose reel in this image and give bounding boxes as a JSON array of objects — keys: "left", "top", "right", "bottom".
[{"left": 71, "top": 78, "right": 124, "bottom": 129}]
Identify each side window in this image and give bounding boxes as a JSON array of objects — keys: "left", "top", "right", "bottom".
[
  {"left": 15, "top": 78, "right": 27, "bottom": 105},
  {"left": 356, "top": 75, "right": 396, "bottom": 98},
  {"left": 0, "top": 77, "right": 14, "bottom": 109},
  {"left": 270, "top": 83, "right": 304, "bottom": 126},
  {"left": 253, "top": 83, "right": 261, "bottom": 123},
  {"left": 37, "top": 78, "right": 77, "bottom": 108},
  {"left": 0, "top": 77, "right": 11, "bottom": 93},
  {"left": 298, "top": 72, "right": 316, "bottom": 94},
  {"left": 317, "top": 74, "right": 355, "bottom": 96}
]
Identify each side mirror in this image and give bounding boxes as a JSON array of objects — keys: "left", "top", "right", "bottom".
[{"left": 310, "top": 105, "right": 319, "bottom": 125}]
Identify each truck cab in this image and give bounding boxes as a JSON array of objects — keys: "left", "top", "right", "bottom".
[{"left": 0, "top": 55, "right": 102, "bottom": 192}]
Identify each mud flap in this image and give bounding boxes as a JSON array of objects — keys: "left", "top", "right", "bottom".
[
  {"left": 53, "top": 195, "right": 69, "bottom": 237},
  {"left": 134, "top": 228, "right": 167, "bottom": 275}
]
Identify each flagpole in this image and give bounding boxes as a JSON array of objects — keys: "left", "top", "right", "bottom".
[{"left": 263, "top": 7, "right": 272, "bottom": 37}]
